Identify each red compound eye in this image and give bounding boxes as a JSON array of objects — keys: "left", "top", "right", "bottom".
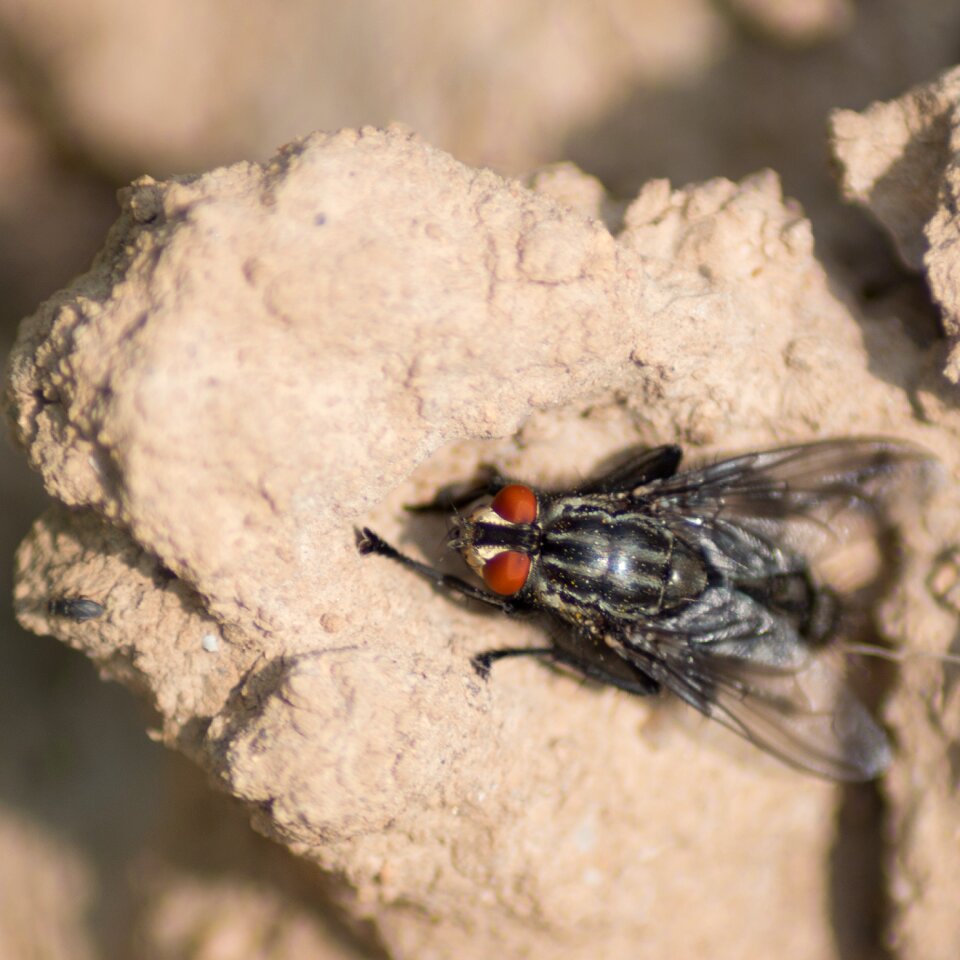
[
  {"left": 482, "top": 551, "right": 531, "bottom": 595},
  {"left": 490, "top": 484, "right": 537, "bottom": 524}
]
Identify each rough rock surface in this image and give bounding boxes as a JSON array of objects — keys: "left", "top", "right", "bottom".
[
  {"left": 831, "top": 66, "right": 960, "bottom": 384},
  {"left": 830, "top": 66, "right": 960, "bottom": 960},
  {"left": 7, "top": 122, "right": 959, "bottom": 958}
]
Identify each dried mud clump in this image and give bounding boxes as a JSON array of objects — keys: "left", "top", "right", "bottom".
[
  {"left": 832, "top": 65, "right": 960, "bottom": 385},
  {"left": 7, "top": 105, "right": 960, "bottom": 958}
]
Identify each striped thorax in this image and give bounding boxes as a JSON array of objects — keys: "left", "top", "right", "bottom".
[{"left": 453, "top": 486, "right": 709, "bottom": 628}]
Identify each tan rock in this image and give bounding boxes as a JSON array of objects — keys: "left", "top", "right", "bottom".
[{"left": 8, "top": 125, "right": 957, "bottom": 959}]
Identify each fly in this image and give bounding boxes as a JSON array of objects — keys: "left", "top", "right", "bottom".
[
  {"left": 48, "top": 597, "right": 105, "bottom": 622},
  {"left": 356, "top": 438, "right": 938, "bottom": 781}
]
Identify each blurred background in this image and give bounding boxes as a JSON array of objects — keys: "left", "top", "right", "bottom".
[{"left": 2, "top": 1, "right": 959, "bottom": 956}]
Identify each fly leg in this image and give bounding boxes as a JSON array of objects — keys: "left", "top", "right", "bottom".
[
  {"left": 472, "top": 642, "right": 661, "bottom": 695},
  {"left": 577, "top": 444, "right": 682, "bottom": 495},
  {"left": 471, "top": 646, "right": 556, "bottom": 676},
  {"left": 404, "top": 465, "right": 508, "bottom": 514},
  {"left": 355, "top": 527, "right": 517, "bottom": 613}
]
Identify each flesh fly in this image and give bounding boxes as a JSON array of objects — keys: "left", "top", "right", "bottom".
[{"left": 357, "top": 438, "right": 938, "bottom": 781}]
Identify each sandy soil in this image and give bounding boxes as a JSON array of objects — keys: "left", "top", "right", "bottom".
[{"left": 2, "top": 3, "right": 960, "bottom": 958}]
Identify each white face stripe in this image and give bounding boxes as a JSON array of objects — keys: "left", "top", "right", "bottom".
[{"left": 456, "top": 503, "right": 520, "bottom": 577}]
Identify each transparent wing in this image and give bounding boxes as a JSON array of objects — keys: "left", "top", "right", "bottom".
[
  {"left": 701, "top": 653, "right": 891, "bottom": 781},
  {"left": 591, "top": 440, "right": 934, "bottom": 778},
  {"left": 612, "top": 627, "right": 891, "bottom": 781},
  {"left": 642, "top": 437, "right": 934, "bottom": 511},
  {"left": 640, "top": 437, "right": 938, "bottom": 586}
]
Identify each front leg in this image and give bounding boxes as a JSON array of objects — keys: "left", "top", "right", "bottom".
[
  {"left": 355, "top": 527, "right": 517, "bottom": 612},
  {"left": 471, "top": 646, "right": 556, "bottom": 677}
]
